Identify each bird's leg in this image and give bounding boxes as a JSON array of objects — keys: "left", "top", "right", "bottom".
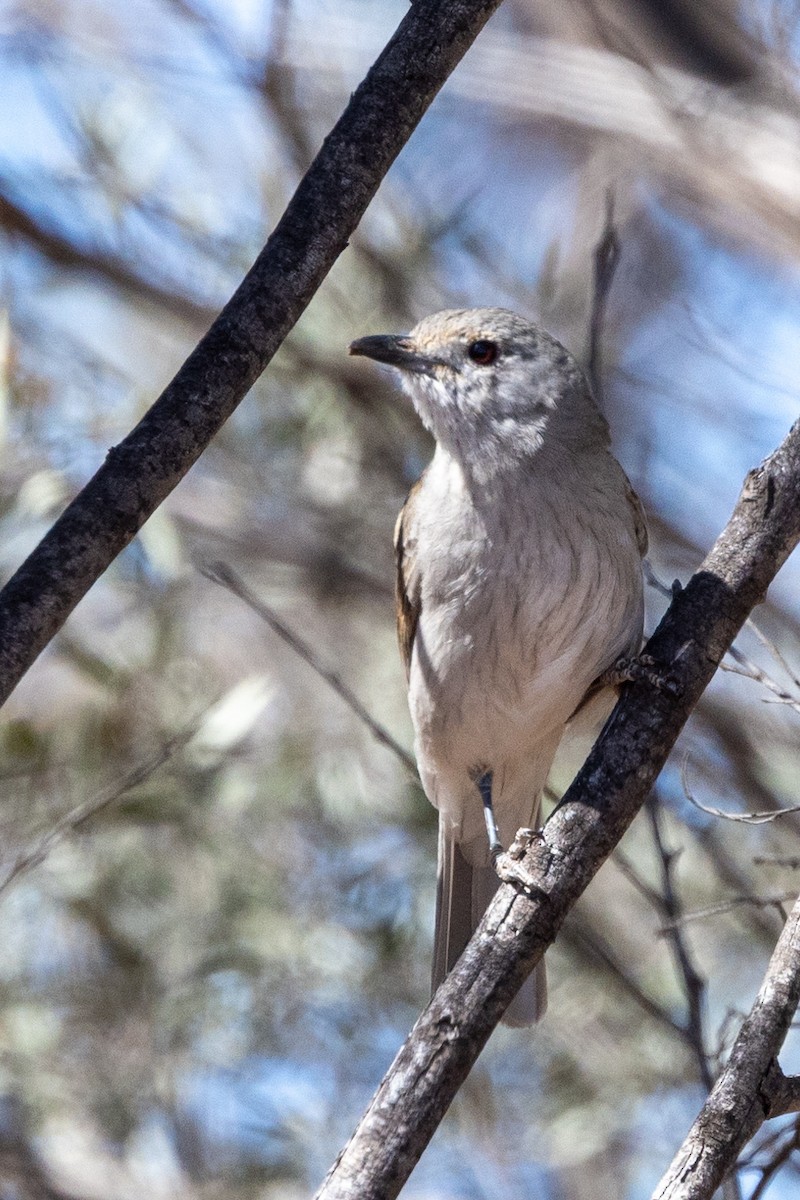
[
  {"left": 476, "top": 770, "right": 543, "bottom": 895},
  {"left": 477, "top": 770, "right": 504, "bottom": 859}
]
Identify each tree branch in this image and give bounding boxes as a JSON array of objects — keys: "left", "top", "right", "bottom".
[
  {"left": 586, "top": 190, "right": 619, "bottom": 409},
  {"left": 747, "top": 1120, "right": 800, "bottom": 1200},
  {"left": 202, "top": 562, "right": 417, "bottom": 774},
  {"left": 0, "top": 0, "right": 504, "bottom": 709},
  {"left": 0, "top": 187, "right": 216, "bottom": 326},
  {"left": 768, "top": 1075, "right": 800, "bottom": 1119},
  {"left": 653, "top": 893, "right": 800, "bottom": 1199},
  {"left": 647, "top": 798, "right": 713, "bottom": 1092},
  {"left": 314, "top": 419, "right": 800, "bottom": 1200}
]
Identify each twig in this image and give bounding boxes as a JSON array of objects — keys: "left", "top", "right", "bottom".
[
  {"left": 681, "top": 756, "right": 800, "bottom": 824},
  {"left": 721, "top": 645, "right": 800, "bottom": 715},
  {"left": 563, "top": 920, "right": 687, "bottom": 1041},
  {"left": 709, "top": 1008, "right": 745, "bottom": 1077},
  {"left": 646, "top": 803, "right": 743, "bottom": 1200},
  {"left": 610, "top": 843, "right": 750, "bottom": 1129},
  {"left": 746, "top": 617, "right": 800, "bottom": 693},
  {"left": 0, "top": 732, "right": 193, "bottom": 895},
  {"left": 644, "top": 561, "right": 676, "bottom": 598},
  {"left": 202, "top": 562, "right": 417, "bottom": 775},
  {"left": 648, "top": 567, "right": 800, "bottom": 715},
  {"left": 647, "top": 798, "right": 713, "bottom": 1092},
  {"left": 658, "top": 894, "right": 796, "bottom": 933},
  {"left": 737, "top": 1119, "right": 788, "bottom": 1167},
  {"left": 613, "top": 847, "right": 665, "bottom": 908},
  {"left": 748, "top": 1118, "right": 800, "bottom": 1200},
  {"left": 586, "top": 190, "right": 620, "bottom": 409},
  {"left": 653, "top": 894, "right": 800, "bottom": 1200}
]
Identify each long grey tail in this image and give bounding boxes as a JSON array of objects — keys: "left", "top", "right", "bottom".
[{"left": 432, "top": 820, "right": 547, "bottom": 1027}]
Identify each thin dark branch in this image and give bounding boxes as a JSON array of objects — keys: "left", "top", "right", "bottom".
[
  {"left": 649, "top": 802, "right": 745, "bottom": 1200},
  {"left": 0, "top": 731, "right": 194, "bottom": 895},
  {"left": 562, "top": 919, "right": 687, "bottom": 1040},
  {"left": 315, "top": 417, "right": 800, "bottom": 1199},
  {"left": 0, "top": 187, "right": 216, "bottom": 326},
  {"left": 658, "top": 895, "right": 796, "bottom": 932},
  {"left": 647, "top": 798, "right": 713, "bottom": 1092},
  {"left": 653, "top": 895, "right": 800, "bottom": 1200},
  {"left": 612, "top": 847, "right": 666, "bottom": 908},
  {"left": 681, "top": 756, "right": 800, "bottom": 824},
  {"left": 748, "top": 1121, "right": 800, "bottom": 1200},
  {"left": 644, "top": 560, "right": 683, "bottom": 599},
  {"left": 203, "top": 562, "right": 417, "bottom": 775},
  {"left": 767, "top": 1077, "right": 800, "bottom": 1119},
  {"left": 738, "top": 1121, "right": 791, "bottom": 1169},
  {"left": 586, "top": 190, "right": 620, "bottom": 408},
  {"left": 747, "top": 617, "right": 800, "bottom": 693},
  {"left": 0, "top": 0, "right": 505, "bottom": 709},
  {"left": 721, "top": 645, "right": 800, "bottom": 714}
]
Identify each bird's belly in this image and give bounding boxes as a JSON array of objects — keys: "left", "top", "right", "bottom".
[
  {"left": 408, "top": 541, "right": 641, "bottom": 775},
  {"left": 410, "top": 608, "right": 576, "bottom": 768}
]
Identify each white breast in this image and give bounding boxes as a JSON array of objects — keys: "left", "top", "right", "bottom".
[{"left": 406, "top": 445, "right": 643, "bottom": 847}]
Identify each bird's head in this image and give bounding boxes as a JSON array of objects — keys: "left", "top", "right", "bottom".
[{"left": 350, "top": 308, "right": 607, "bottom": 480}]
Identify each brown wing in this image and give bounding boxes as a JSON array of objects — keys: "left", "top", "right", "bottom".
[
  {"left": 568, "top": 473, "right": 648, "bottom": 722},
  {"left": 625, "top": 475, "right": 649, "bottom": 557},
  {"left": 393, "top": 477, "right": 424, "bottom": 679}
]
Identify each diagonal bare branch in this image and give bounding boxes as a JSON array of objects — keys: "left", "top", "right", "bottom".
[
  {"left": 202, "top": 562, "right": 417, "bottom": 774},
  {"left": 0, "top": 731, "right": 195, "bottom": 895},
  {"left": 653, "top": 894, "right": 800, "bottom": 1199},
  {"left": 647, "top": 797, "right": 713, "bottom": 1092}
]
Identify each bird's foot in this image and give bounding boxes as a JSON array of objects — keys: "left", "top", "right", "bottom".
[
  {"left": 504, "top": 827, "right": 538, "bottom": 861},
  {"left": 476, "top": 772, "right": 547, "bottom": 895},
  {"left": 596, "top": 653, "right": 683, "bottom": 697},
  {"left": 492, "top": 828, "right": 544, "bottom": 896}
]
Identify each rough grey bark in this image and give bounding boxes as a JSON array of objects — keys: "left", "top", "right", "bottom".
[
  {"left": 314, "top": 420, "right": 800, "bottom": 1200},
  {"left": 0, "top": 0, "right": 504, "bottom": 708},
  {"left": 653, "top": 895, "right": 800, "bottom": 1199}
]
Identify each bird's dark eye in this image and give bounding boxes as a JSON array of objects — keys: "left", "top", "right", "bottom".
[{"left": 467, "top": 339, "right": 498, "bottom": 366}]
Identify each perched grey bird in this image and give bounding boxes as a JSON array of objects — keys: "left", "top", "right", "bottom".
[{"left": 350, "top": 309, "right": 647, "bottom": 1025}]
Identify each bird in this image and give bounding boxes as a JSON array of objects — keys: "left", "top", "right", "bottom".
[{"left": 349, "top": 308, "right": 647, "bottom": 1025}]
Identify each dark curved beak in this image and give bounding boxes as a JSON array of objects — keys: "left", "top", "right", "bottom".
[{"left": 349, "top": 334, "right": 424, "bottom": 371}]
